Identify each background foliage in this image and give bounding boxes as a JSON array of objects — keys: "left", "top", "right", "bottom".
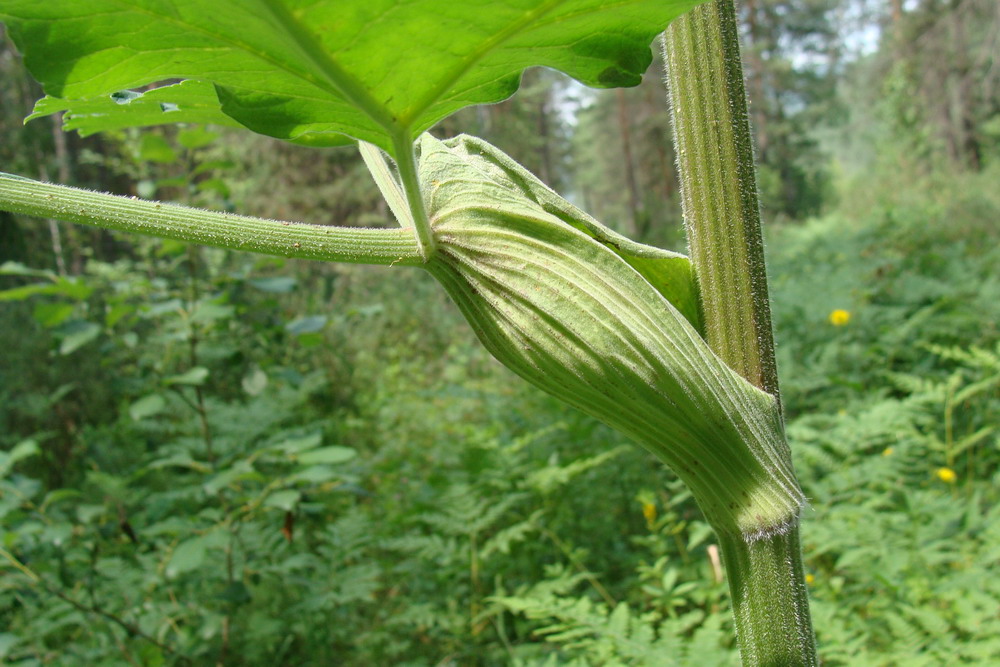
[{"left": 2, "top": 1, "right": 999, "bottom": 664}]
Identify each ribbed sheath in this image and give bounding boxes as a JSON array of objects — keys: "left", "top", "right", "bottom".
[{"left": 420, "top": 135, "right": 803, "bottom": 538}]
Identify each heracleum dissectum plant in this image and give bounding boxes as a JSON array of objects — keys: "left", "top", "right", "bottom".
[{"left": 0, "top": 0, "right": 817, "bottom": 663}]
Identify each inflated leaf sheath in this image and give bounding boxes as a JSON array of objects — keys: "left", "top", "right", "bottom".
[{"left": 418, "top": 135, "right": 803, "bottom": 538}]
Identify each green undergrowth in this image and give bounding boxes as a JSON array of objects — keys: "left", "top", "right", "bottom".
[
  {"left": 1, "top": 172, "right": 998, "bottom": 664},
  {"left": 767, "top": 174, "right": 1000, "bottom": 665}
]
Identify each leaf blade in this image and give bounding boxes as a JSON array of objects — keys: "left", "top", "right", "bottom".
[{"left": 1, "top": 0, "right": 706, "bottom": 150}]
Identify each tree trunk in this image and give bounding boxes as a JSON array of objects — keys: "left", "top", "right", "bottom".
[{"left": 615, "top": 88, "right": 640, "bottom": 236}]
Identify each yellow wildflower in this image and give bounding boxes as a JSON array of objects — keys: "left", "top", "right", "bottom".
[
  {"left": 936, "top": 467, "right": 957, "bottom": 483},
  {"left": 805, "top": 573, "right": 815, "bottom": 585},
  {"left": 642, "top": 502, "right": 657, "bottom": 527},
  {"left": 828, "top": 309, "right": 851, "bottom": 326},
  {"left": 882, "top": 447, "right": 894, "bottom": 457}
]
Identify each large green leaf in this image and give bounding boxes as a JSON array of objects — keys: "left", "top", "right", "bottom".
[
  {"left": 0, "top": 0, "right": 704, "bottom": 151},
  {"left": 27, "top": 81, "right": 243, "bottom": 137}
]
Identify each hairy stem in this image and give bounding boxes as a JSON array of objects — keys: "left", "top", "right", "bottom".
[
  {"left": 717, "top": 525, "right": 815, "bottom": 664},
  {"left": 664, "top": 1, "right": 779, "bottom": 399},
  {"left": 0, "top": 173, "right": 423, "bottom": 267},
  {"left": 663, "top": 1, "right": 817, "bottom": 664}
]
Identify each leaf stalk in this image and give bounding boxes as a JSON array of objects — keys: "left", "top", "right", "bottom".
[
  {"left": 0, "top": 173, "right": 423, "bottom": 267},
  {"left": 392, "top": 131, "right": 437, "bottom": 261}
]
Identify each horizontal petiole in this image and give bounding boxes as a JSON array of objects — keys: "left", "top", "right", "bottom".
[{"left": 0, "top": 172, "right": 424, "bottom": 267}]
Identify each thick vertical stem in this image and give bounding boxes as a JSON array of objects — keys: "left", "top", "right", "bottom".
[
  {"left": 664, "top": 0, "right": 778, "bottom": 397},
  {"left": 717, "top": 525, "right": 815, "bottom": 665},
  {"left": 663, "top": 1, "right": 817, "bottom": 664}
]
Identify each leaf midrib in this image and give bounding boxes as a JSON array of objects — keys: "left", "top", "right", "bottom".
[
  {"left": 257, "top": 0, "right": 396, "bottom": 130},
  {"left": 400, "top": 0, "right": 568, "bottom": 128},
  {"left": 106, "top": 0, "right": 395, "bottom": 133},
  {"left": 110, "top": 0, "right": 570, "bottom": 143},
  {"left": 56, "top": 0, "right": 648, "bottom": 150}
]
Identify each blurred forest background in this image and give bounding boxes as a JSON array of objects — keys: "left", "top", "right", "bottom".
[{"left": 1, "top": 0, "right": 999, "bottom": 664}]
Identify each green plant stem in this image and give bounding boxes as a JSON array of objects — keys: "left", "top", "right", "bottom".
[
  {"left": 717, "top": 525, "right": 814, "bottom": 664},
  {"left": 0, "top": 172, "right": 423, "bottom": 267},
  {"left": 663, "top": 1, "right": 817, "bottom": 664},
  {"left": 664, "top": 0, "right": 778, "bottom": 398},
  {"left": 392, "top": 131, "right": 437, "bottom": 261},
  {"left": 359, "top": 141, "right": 413, "bottom": 227}
]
